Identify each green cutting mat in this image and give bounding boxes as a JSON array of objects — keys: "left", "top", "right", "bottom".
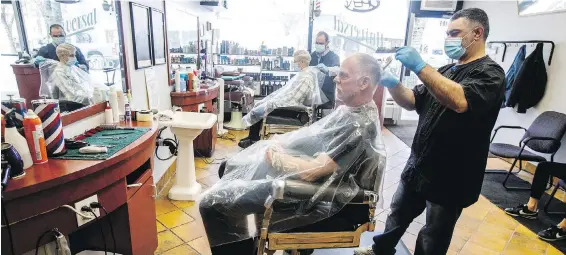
[{"left": 53, "top": 128, "right": 150, "bottom": 160}]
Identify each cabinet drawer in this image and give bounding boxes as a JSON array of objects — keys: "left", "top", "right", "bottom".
[{"left": 126, "top": 162, "right": 153, "bottom": 199}]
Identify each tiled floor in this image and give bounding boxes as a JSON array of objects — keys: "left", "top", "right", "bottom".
[{"left": 153, "top": 129, "right": 565, "bottom": 255}]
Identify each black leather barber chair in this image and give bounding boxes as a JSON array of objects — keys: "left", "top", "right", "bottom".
[
  {"left": 260, "top": 105, "right": 317, "bottom": 139},
  {"left": 217, "top": 160, "right": 381, "bottom": 255}
]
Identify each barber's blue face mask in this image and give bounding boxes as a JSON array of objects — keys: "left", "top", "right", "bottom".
[
  {"left": 52, "top": 36, "right": 66, "bottom": 46},
  {"left": 66, "top": 57, "right": 77, "bottom": 66},
  {"left": 444, "top": 30, "right": 477, "bottom": 60},
  {"left": 315, "top": 44, "right": 326, "bottom": 53}
]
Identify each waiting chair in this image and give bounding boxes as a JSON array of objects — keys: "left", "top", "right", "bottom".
[{"left": 488, "top": 111, "right": 566, "bottom": 190}]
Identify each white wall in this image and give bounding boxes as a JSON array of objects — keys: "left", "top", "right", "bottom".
[
  {"left": 120, "top": 0, "right": 172, "bottom": 112},
  {"left": 464, "top": 1, "right": 566, "bottom": 162}
]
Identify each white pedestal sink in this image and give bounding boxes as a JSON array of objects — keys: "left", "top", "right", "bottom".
[{"left": 160, "top": 111, "right": 217, "bottom": 201}]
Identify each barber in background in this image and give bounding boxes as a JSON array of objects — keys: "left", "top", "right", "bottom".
[
  {"left": 355, "top": 8, "right": 505, "bottom": 255},
  {"left": 35, "top": 24, "right": 89, "bottom": 72},
  {"left": 311, "top": 31, "right": 340, "bottom": 109}
]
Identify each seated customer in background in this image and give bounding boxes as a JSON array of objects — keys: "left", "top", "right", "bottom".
[
  {"left": 505, "top": 162, "right": 566, "bottom": 241},
  {"left": 238, "top": 50, "right": 325, "bottom": 149},
  {"left": 199, "top": 53, "right": 386, "bottom": 255},
  {"left": 38, "top": 43, "right": 94, "bottom": 107}
]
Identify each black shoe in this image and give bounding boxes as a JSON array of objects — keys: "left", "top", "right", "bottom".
[
  {"left": 238, "top": 138, "right": 258, "bottom": 149},
  {"left": 538, "top": 225, "right": 566, "bottom": 242},
  {"left": 504, "top": 204, "right": 538, "bottom": 219}
]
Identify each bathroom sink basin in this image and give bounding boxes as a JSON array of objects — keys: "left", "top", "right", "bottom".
[{"left": 160, "top": 111, "right": 217, "bottom": 201}]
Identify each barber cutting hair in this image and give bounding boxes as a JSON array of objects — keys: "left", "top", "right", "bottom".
[
  {"left": 311, "top": 31, "right": 340, "bottom": 109},
  {"left": 34, "top": 24, "right": 89, "bottom": 72},
  {"left": 355, "top": 8, "right": 505, "bottom": 255}
]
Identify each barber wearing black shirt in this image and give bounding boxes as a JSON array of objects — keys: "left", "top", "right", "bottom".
[
  {"left": 310, "top": 31, "right": 340, "bottom": 109},
  {"left": 355, "top": 8, "right": 505, "bottom": 255}
]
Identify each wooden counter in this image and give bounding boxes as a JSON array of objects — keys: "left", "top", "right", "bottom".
[
  {"left": 1, "top": 121, "right": 159, "bottom": 255},
  {"left": 171, "top": 85, "right": 219, "bottom": 157}
]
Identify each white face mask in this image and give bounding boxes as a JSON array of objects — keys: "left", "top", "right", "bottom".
[
  {"left": 66, "top": 57, "right": 77, "bottom": 66},
  {"left": 315, "top": 44, "right": 325, "bottom": 53}
]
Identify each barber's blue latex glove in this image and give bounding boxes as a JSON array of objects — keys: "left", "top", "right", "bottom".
[
  {"left": 379, "top": 71, "right": 400, "bottom": 88},
  {"left": 34, "top": 56, "right": 46, "bottom": 66},
  {"left": 395, "top": 46, "right": 426, "bottom": 74},
  {"left": 316, "top": 63, "right": 329, "bottom": 74}
]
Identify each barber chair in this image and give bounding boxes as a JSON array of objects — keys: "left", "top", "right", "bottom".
[
  {"left": 260, "top": 105, "right": 316, "bottom": 139},
  {"left": 223, "top": 79, "right": 254, "bottom": 130},
  {"left": 216, "top": 160, "right": 382, "bottom": 255},
  {"left": 103, "top": 67, "right": 116, "bottom": 86}
]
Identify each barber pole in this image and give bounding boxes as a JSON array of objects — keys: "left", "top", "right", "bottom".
[
  {"left": 1, "top": 95, "right": 27, "bottom": 128},
  {"left": 31, "top": 99, "right": 66, "bottom": 156}
]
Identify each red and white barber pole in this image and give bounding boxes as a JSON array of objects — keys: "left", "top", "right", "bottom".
[{"left": 314, "top": 0, "right": 322, "bottom": 17}]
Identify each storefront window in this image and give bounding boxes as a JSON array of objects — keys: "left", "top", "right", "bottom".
[
  {"left": 20, "top": 0, "right": 123, "bottom": 89},
  {"left": 1, "top": 2, "right": 22, "bottom": 98}
]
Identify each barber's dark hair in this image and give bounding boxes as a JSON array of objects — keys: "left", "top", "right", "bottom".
[
  {"left": 451, "top": 8, "right": 490, "bottom": 40},
  {"left": 316, "top": 31, "right": 330, "bottom": 43},
  {"left": 49, "top": 24, "right": 65, "bottom": 34}
]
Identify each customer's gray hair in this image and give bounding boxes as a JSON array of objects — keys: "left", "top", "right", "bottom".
[
  {"left": 353, "top": 53, "right": 381, "bottom": 86},
  {"left": 293, "top": 50, "right": 311, "bottom": 66},
  {"left": 56, "top": 43, "right": 76, "bottom": 60}
]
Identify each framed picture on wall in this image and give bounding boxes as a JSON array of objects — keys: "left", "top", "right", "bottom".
[
  {"left": 150, "top": 9, "right": 166, "bottom": 65},
  {"left": 129, "top": 3, "right": 152, "bottom": 69},
  {"left": 518, "top": 0, "right": 566, "bottom": 16}
]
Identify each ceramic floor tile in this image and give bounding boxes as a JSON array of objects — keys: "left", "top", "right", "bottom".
[
  {"left": 405, "top": 221, "right": 424, "bottom": 236},
  {"left": 160, "top": 244, "right": 199, "bottom": 255},
  {"left": 514, "top": 224, "right": 539, "bottom": 239},
  {"left": 459, "top": 241, "right": 500, "bottom": 255},
  {"left": 156, "top": 221, "right": 167, "bottom": 233},
  {"left": 546, "top": 245, "right": 564, "bottom": 255},
  {"left": 483, "top": 210, "right": 519, "bottom": 231},
  {"left": 170, "top": 220, "right": 208, "bottom": 242},
  {"left": 456, "top": 214, "right": 483, "bottom": 230},
  {"left": 452, "top": 225, "right": 476, "bottom": 241},
  {"left": 170, "top": 200, "right": 196, "bottom": 210},
  {"left": 448, "top": 236, "right": 468, "bottom": 252},
  {"left": 503, "top": 241, "right": 546, "bottom": 255},
  {"left": 182, "top": 203, "right": 202, "bottom": 219},
  {"left": 155, "top": 230, "right": 185, "bottom": 254},
  {"left": 401, "top": 232, "right": 417, "bottom": 251},
  {"left": 155, "top": 199, "right": 180, "bottom": 216},
  {"left": 507, "top": 232, "right": 548, "bottom": 254},
  {"left": 188, "top": 236, "right": 212, "bottom": 255},
  {"left": 468, "top": 230, "right": 509, "bottom": 252},
  {"left": 196, "top": 168, "right": 214, "bottom": 180},
  {"left": 157, "top": 210, "right": 195, "bottom": 229}
]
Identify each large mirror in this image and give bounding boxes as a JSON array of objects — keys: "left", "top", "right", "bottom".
[
  {"left": 166, "top": 2, "right": 198, "bottom": 90},
  {"left": 2, "top": 0, "right": 125, "bottom": 114}
]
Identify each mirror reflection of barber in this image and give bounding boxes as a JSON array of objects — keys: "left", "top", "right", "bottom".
[
  {"left": 311, "top": 31, "right": 340, "bottom": 107},
  {"left": 34, "top": 24, "right": 89, "bottom": 72}
]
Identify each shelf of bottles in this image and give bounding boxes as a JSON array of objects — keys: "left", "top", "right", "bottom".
[
  {"left": 215, "top": 40, "right": 300, "bottom": 94},
  {"left": 169, "top": 44, "right": 198, "bottom": 66}
]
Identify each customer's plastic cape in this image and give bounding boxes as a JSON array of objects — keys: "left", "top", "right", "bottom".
[
  {"left": 200, "top": 101, "right": 386, "bottom": 247},
  {"left": 242, "top": 67, "right": 329, "bottom": 127},
  {"left": 39, "top": 59, "right": 94, "bottom": 105}
]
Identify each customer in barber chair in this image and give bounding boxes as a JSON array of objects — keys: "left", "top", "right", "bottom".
[
  {"left": 505, "top": 162, "right": 566, "bottom": 242},
  {"left": 199, "top": 53, "right": 386, "bottom": 255},
  {"left": 34, "top": 24, "right": 89, "bottom": 72},
  {"left": 238, "top": 50, "right": 327, "bottom": 149},
  {"left": 38, "top": 43, "right": 94, "bottom": 108}
]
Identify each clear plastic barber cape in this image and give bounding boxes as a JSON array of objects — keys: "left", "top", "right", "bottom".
[
  {"left": 242, "top": 66, "right": 329, "bottom": 127},
  {"left": 39, "top": 59, "right": 94, "bottom": 105},
  {"left": 200, "top": 100, "right": 386, "bottom": 247}
]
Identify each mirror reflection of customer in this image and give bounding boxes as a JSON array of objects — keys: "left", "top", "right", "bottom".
[
  {"left": 35, "top": 24, "right": 89, "bottom": 72},
  {"left": 311, "top": 31, "right": 340, "bottom": 109},
  {"left": 39, "top": 43, "right": 93, "bottom": 107}
]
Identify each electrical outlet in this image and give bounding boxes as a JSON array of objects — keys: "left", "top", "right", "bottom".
[{"left": 74, "top": 194, "right": 100, "bottom": 227}]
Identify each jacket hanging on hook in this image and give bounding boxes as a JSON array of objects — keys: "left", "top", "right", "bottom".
[
  {"left": 506, "top": 43, "right": 547, "bottom": 113},
  {"left": 502, "top": 45, "right": 526, "bottom": 107}
]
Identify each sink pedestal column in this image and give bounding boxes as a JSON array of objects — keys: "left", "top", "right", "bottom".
[{"left": 168, "top": 127, "right": 202, "bottom": 201}]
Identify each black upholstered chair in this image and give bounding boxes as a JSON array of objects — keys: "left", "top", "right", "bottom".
[
  {"left": 260, "top": 105, "right": 317, "bottom": 139},
  {"left": 488, "top": 111, "right": 566, "bottom": 190}
]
